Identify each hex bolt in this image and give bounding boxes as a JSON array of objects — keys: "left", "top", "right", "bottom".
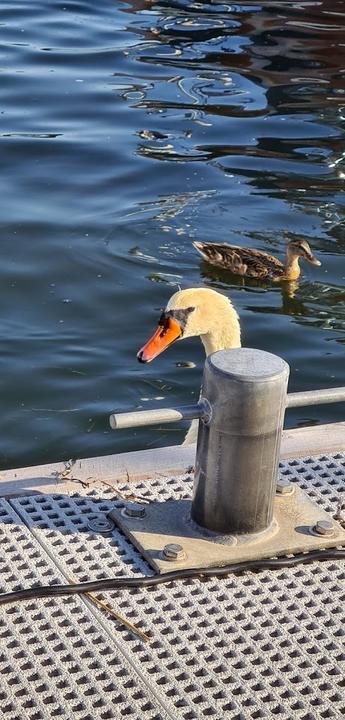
[
  {"left": 162, "top": 543, "right": 186, "bottom": 561},
  {"left": 313, "top": 520, "right": 334, "bottom": 536},
  {"left": 276, "top": 479, "right": 294, "bottom": 495},
  {"left": 122, "top": 503, "right": 146, "bottom": 519}
]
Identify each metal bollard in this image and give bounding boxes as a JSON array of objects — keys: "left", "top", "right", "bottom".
[{"left": 192, "top": 348, "right": 289, "bottom": 535}]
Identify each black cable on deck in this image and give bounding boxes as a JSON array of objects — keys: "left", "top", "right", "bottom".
[{"left": 0, "top": 549, "right": 344, "bottom": 607}]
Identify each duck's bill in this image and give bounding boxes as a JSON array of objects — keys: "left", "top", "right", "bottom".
[
  {"left": 307, "top": 254, "right": 321, "bottom": 266},
  {"left": 137, "top": 318, "right": 182, "bottom": 363}
]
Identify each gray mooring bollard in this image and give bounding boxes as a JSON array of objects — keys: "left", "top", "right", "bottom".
[{"left": 192, "top": 348, "right": 290, "bottom": 535}]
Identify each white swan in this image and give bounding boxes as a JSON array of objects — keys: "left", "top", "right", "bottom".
[{"left": 137, "top": 288, "right": 241, "bottom": 443}]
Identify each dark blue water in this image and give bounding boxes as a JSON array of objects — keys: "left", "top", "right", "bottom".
[{"left": 1, "top": 0, "right": 345, "bottom": 468}]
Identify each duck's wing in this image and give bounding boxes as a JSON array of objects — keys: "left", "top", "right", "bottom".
[
  {"left": 193, "top": 241, "right": 285, "bottom": 279},
  {"left": 236, "top": 246, "right": 285, "bottom": 278}
]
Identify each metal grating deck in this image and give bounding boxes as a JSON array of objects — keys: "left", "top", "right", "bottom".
[{"left": 1, "top": 453, "right": 344, "bottom": 720}]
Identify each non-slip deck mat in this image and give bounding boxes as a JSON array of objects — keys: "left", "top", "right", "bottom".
[
  {"left": 0, "top": 500, "right": 176, "bottom": 720},
  {"left": 1, "top": 453, "right": 345, "bottom": 719}
]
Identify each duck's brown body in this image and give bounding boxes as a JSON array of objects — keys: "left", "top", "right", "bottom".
[{"left": 193, "top": 239, "right": 321, "bottom": 281}]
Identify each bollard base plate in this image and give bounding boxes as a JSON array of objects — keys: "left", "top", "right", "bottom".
[{"left": 108, "top": 485, "right": 345, "bottom": 573}]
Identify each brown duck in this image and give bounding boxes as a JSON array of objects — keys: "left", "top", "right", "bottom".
[{"left": 193, "top": 239, "right": 321, "bottom": 281}]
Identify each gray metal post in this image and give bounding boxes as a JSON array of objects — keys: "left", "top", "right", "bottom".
[{"left": 192, "top": 348, "right": 289, "bottom": 535}]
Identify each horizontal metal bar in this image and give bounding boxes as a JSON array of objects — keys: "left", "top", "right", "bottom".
[
  {"left": 109, "top": 404, "right": 202, "bottom": 430},
  {"left": 110, "top": 387, "right": 345, "bottom": 430},
  {"left": 286, "top": 387, "right": 345, "bottom": 408}
]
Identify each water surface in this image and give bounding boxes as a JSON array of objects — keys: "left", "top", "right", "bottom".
[{"left": 1, "top": 0, "right": 345, "bottom": 468}]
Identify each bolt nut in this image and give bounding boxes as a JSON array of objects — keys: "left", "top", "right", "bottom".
[
  {"left": 162, "top": 543, "right": 186, "bottom": 561},
  {"left": 88, "top": 514, "right": 115, "bottom": 533},
  {"left": 276, "top": 479, "right": 294, "bottom": 495},
  {"left": 122, "top": 503, "right": 146, "bottom": 519},
  {"left": 313, "top": 520, "right": 334, "bottom": 536}
]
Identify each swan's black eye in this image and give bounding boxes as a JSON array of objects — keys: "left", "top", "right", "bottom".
[
  {"left": 160, "top": 319, "right": 170, "bottom": 338},
  {"left": 158, "top": 313, "right": 171, "bottom": 338},
  {"left": 158, "top": 312, "right": 169, "bottom": 327}
]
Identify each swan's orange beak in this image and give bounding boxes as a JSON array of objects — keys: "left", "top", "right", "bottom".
[{"left": 137, "top": 317, "right": 182, "bottom": 363}]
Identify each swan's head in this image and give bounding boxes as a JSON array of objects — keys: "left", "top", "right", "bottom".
[
  {"left": 137, "top": 287, "right": 241, "bottom": 363},
  {"left": 287, "top": 239, "right": 321, "bottom": 266}
]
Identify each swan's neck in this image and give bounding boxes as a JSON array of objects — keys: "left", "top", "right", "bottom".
[
  {"left": 285, "top": 253, "right": 301, "bottom": 280},
  {"left": 182, "top": 301, "right": 241, "bottom": 445},
  {"left": 182, "top": 321, "right": 241, "bottom": 444},
  {"left": 200, "top": 324, "right": 241, "bottom": 356}
]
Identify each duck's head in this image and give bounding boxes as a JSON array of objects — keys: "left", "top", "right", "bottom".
[
  {"left": 137, "top": 287, "right": 241, "bottom": 363},
  {"left": 287, "top": 239, "right": 321, "bottom": 266}
]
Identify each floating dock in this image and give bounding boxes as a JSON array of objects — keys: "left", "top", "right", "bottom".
[{"left": 0, "top": 420, "right": 344, "bottom": 720}]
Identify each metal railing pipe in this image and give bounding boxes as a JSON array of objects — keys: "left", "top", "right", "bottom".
[
  {"left": 110, "top": 386, "right": 345, "bottom": 431},
  {"left": 192, "top": 348, "right": 289, "bottom": 535},
  {"left": 287, "top": 387, "right": 345, "bottom": 408},
  {"left": 109, "top": 404, "right": 203, "bottom": 430}
]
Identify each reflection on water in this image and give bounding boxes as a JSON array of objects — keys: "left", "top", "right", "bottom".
[{"left": 1, "top": 0, "right": 345, "bottom": 468}]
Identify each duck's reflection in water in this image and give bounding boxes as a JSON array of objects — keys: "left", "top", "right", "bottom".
[
  {"left": 200, "top": 263, "right": 345, "bottom": 346},
  {"left": 199, "top": 261, "right": 302, "bottom": 304}
]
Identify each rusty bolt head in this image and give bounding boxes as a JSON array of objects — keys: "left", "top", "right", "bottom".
[
  {"left": 122, "top": 503, "right": 146, "bottom": 519},
  {"left": 162, "top": 543, "right": 186, "bottom": 561},
  {"left": 313, "top": 520, "right": 334, "bottom": 536},
  {"left": 276, "top": 479, "right": 294, "bottom": 495}
]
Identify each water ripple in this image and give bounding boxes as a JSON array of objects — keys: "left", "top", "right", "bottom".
[{"left": 1, "top": 0, "right": 345, "bottom": 466}]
